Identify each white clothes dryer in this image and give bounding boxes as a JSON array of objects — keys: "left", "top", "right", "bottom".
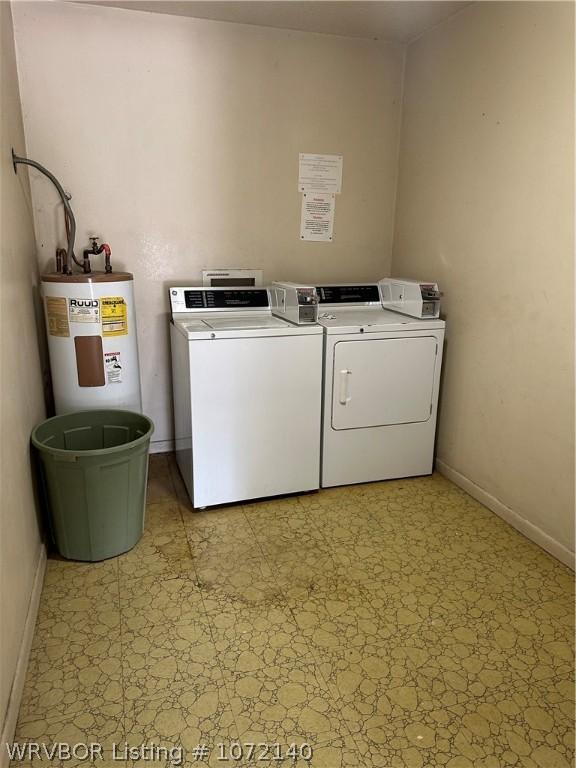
[{"left": 315, "top": 284, "right": 445, "bottom": 488}]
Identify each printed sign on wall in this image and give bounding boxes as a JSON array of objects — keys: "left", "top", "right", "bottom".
[
  {"left": 300, "top": 193, "right": 336, "bottom": 242},
  {"left": 298, "top": 154, "right": 343, "bottom": 193},
  {"left": 298, "top": 153, "right": 342, "bottom": 242}
]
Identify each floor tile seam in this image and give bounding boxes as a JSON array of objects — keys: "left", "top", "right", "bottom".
[
  {"left": 176, "top": 499, "right": 205, "bottom": 527},
  {"left": 240, "top": 507, "right": 308, "bottom": 591},
  {"left": 358, "top": 629, "right": 576, "bottom": 673},
  {"left": 181, "top": 524, "right": 258, "bottom": 548},
  {"left": 329, "top": 680, "right": 558, "bottom": 735},
  {"left": 184, "top": 525, "right": 270, "bottom": 552},
  {"left": 202, "top": 604, "right": 305, "bottom": 658},
  {"left": 145, "top": 494, "right": 181, "bottom": 506},
  {"left": 142, "top": 526, "right": 191, "bottom": 550},
  {"left": 304, "top": 643, "right": 347, "bottom": 699},
  {"left": 114, "top": 557, "right": 128, "bottom": 744},
  {"left": 177, "top": 548, "right": 252, "bottom": 693},
  {"left": 38, "top": 568, "right": 120, "bottom": 616},
  {"left": 180, "top": 510, "right": 254, "bottom": 541},
  {"left": 247, "top": 514, "right": 332, "bottom": 539},
  {"left": 216, "top": 675, "right": 359, "bottom": 760},
  {"left": 286, "top": 635, "right": 574, "bottom": 694},
  {"left": 257, "top": 550, "right": 346, "bottom": 578},
  {"left": 41, "top": 557, "right": 121, "bottom": 593},
  {"left": 341, "top": 547, "right": 572, "bottom": 587},
  {"left": 119, "top": 571, "right": 199, "bottom": 592},
  {"left": 346, "top": 734, "right": 379, "bottom": 768},
  {"left": 352, "top": 517, "right": 511, "bottom": 545},
  {"left": 293, "top": 498, "right": 337, "bottom": 545},
  {"left": 147, "top": 474, "right": 176, "bottom": 491},
  {"left": 500, "top": 670, "right": 576, "bottom": 702},
  {"left": 30, "top": 624, "right": 125, "bottom": 654},
  {"left": 405, "top": 604, "right": 576, "bottom": 643},
  {"left": 369, "top": 587, "right": 576, "bottom": 622},
  {"left": 146, "top": 494, "right": 181, "bottom": 509},
  {"left": 144, "top": 512, "right": 189, "bottom": 532},
  {"left": 41, "top": 576, "right": 120, "bottom": 594},
  {"left": 191, "top": 552, "right": 271, "bottom": 580},
  {"left": 159, "top": 459, "right": 179, "bottom": 496},
  {"left": 325, "top": 524, "right": 528, "bottom": 561},
  {"left": 396, "top": 659, "right": 573, "bottom": 701},
  {"left": 174, "top": 493, "right": 192, "bottom": 513},
  {"left": 180, "top": 511, "right": 206, "bottom": 582},
  {"left": 32, "top": 593, "right": 123, "bottom": 616},
  {"left": 215, "top": 641, "right": 335, "bottom": 680},
  {"left": 14, "top": 705, "right": 125, "bottom": 731},
  {"left": 439, "top": 693, "right": 523, "bottom": 724},
  {"left": 328, "top": 543, "right": 379, "bottom": 574},
  {"left": 119, "top": 586, "right": 212, "bottom": 650},
  {"left": 376, "top": 592, "right": 570, "bottom": 630},
  {"left": 252, "top": 544, "right": 341, "bottom": 569},
  {"left": 167, "top": 464, "right": 192, "bottom": 513},
  {"left": 174, "top": 492, "right": 191, "bottom": 531},
  {"left": 207, "top": 645, "right": 272, "bottom": 745},
  {"left": 298, "top": 500, "right": 378, "bottom": 524}
]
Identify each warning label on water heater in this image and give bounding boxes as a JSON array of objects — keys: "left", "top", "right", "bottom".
[
  {"left": 46, "top": 297, "right": 70, "bottom": 337},
  {"left": 101, "top": 297, "right": 128, "bottom": 336},
  {"left": 104, "top": 352, "right": 123, "bottom": 383},
  {"left": 69, "top": 298, "right": 100, "bottom": 323}
]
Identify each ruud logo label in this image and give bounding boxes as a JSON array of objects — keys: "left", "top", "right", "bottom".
[
  {"left": 69, "top": 299, "right": 99, "bottom": 308},
  {"left": 69, "top": 298, "right": 100, "bottom": 323}
]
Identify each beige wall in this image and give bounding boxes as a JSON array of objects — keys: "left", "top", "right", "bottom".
[
  {"left": 0, "top": 1, "right": 46, "bottom": 751},
  {"left": 12, "top": 1, "right": 404, "bottom": 445},
  {"left": 393, "top": 1, "right": 575, "bottom": 562}
]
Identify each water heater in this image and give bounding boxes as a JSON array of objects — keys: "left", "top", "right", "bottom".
[
  {"left": 11, "top": 151, "right": 142, "bottom": 414},
  {"left": 42, "top": 272, "right": 142, "bottom": 414}
]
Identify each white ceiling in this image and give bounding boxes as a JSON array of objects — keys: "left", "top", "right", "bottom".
[{"left": 82, "top": 1, "right": 472, "bottom": 43}]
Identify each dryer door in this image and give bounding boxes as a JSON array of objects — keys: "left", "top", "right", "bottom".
[{"left": 331, "top": 336, "right": 438, "bottom": 430}]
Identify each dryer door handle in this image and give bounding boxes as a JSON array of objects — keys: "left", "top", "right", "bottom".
[{"left": 338, "top": 369, "right": 352, "bottom": 405}]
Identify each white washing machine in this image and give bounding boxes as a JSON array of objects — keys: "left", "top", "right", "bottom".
[
  {"left": 169, "top": 286, "right": 323, "bottom": 508},
  {"left": 315, "top": 283, "right": 445, "bottom": 487}
]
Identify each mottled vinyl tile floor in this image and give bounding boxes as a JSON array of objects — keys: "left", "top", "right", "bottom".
[{"left": 12, "top": 454, "right": 575, "bottom": 768}]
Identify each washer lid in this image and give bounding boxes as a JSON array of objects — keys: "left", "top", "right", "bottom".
[
  {"left": 204, "top": 315, "right": 290, "bottom": 331},
  {"left": 172, "top": 314, "right": 322, "bottom": 339}
]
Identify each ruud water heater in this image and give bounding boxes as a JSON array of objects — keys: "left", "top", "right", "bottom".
[
  {"left": 12, "top": 150, "right": 142, "bottom": 414},
  {"left": 42, "top": 270, "right": 141, "bottom": 414}
]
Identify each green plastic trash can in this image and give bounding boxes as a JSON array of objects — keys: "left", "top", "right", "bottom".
[{"left": 32, "top": 409, "right": 154, "bottom": 562}]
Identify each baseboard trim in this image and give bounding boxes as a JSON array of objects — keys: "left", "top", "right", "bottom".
[
  {"left": 149, "top": 439, "right": 174, "bottom": 455},
  {"left": 1, "top": 544, "right": 46, "bottom": 768},
  {"left": 436, "top": 459, "right": 575, "bottom": 571}
]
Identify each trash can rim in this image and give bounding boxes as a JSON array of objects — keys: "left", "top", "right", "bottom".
[{"left": 31, "top": 409, "right": 154, "bottom": 457}]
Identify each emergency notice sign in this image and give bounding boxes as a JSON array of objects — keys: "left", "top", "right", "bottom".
[
  {"left": 300, "top": 192, "right": 336, "bottom": 242},
  {"left": 101, "top": 296, "right": 128, "bottom": 336}
]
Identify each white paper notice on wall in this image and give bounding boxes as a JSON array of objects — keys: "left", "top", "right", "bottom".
[
  {"left": 300, "top": 192, "right": 336, "bottom": 242},
  {"left": 299, "top": 153, "right": 343, "bottom": 193}
]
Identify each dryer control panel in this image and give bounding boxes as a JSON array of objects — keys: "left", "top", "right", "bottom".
[{"left": 316, "top": 284, "right": 381, "bottom": 305}]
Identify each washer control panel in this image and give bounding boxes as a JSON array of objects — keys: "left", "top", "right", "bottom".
[{"left": 170, "top": 287, "right": 270, "bottom": 315}]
